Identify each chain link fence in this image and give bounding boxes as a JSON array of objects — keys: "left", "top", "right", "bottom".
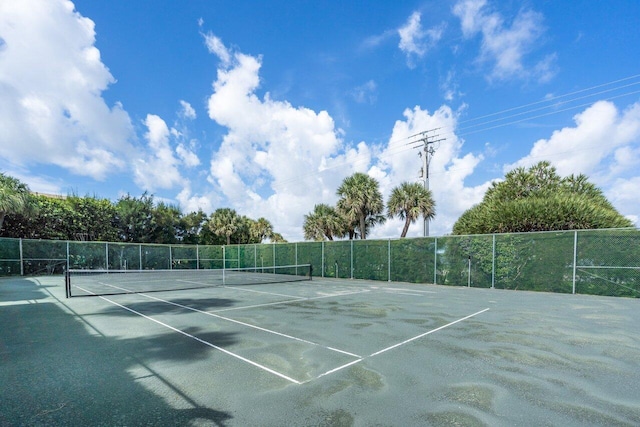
[{"left": 1, "top": 228, "right": 638, "bottom": 297}]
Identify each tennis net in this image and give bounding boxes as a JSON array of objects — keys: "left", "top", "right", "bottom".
[{"left": 65, "top": 264, "right": 312, "bottom": 297}]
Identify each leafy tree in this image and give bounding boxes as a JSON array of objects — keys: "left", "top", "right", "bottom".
[
  {"left": 150, "top": 202, "right": 182, "bottom": 244},
  {"left": 453, "top": 161, "right": 632, "bottom": 234},
  {"left": 2, "top": 194, "right": 87, "bottom": 240},
  {"left": 114, "top": 193, "right": 157, "bottom": 243},
  {"left": 303, "top": 204, "right": 346, "bottom": 241},
  {"left": 208, "top": 208, "right": 240, "bottom": 245},
  {"left": 178, "top": 210, "right": 208, "bottom": 244},
  {"left": 0, "top": 173, "right": 35, "bottom": 231},
  {"left": 387, "top": 182, "right": 436, "bottom": 238},
  {"left": 336, "top": 172, "right": 385, "bottom": 239},
  {"left": 66, "top": 195, "right": 119, "bottom": 241}
]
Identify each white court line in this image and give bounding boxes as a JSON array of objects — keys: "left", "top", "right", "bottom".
[
  {"left": 223, "top": 286, "right": 301, "bottom": 298},
  {"left": 76, "top": 286, "right": 301, "bottom": 384},
  {"left": 211, "top": 289, "right": 371, "bottom": 313},
  {"left": 75, "top": 282, "right": 488, "bottom": 385},
  {"left": 308, "top": 308, "right": 490, "bottom": 382},
  {"left": 382, "top": 291, "right": 425, "bottom": 296},
  {"left": 136, "top": 292, "right": 362, "bottom": 359},
  {"left": 370, "top": 308, "right": 490, "bottom": 356},
  {"left": 372, "top": 286, "right": 437, "bottom": 294}
]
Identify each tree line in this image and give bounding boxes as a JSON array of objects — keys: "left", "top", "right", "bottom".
[
  {"left": 1, "top": 161, "right": 633, "bottom": 245},
  {"left": 304, "top": 161, "right": 632, "bottom": 240},
  {"left": 0, "top": 173, "right": 282, "bottom": 245}
]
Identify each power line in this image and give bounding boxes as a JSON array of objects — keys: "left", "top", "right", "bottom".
[{"left": 267, "top": 74, "right": 640, "bottom": 190}]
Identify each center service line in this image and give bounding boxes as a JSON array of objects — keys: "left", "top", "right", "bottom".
[{"left": 138, "top": 292, "right": 362, "bottom": 358}]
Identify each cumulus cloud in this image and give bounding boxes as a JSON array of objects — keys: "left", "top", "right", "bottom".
[
  {"left": 507, "top": 100, "right": 640, "bottom": 225},
  {"left": 452, "top": 0, "right": 556, "bottom": 82},
  {"left": 0, "top": 0, "right": 134, "bottom": 180},
  {"left": 204, "top": 34, "right": 373, "bottom": 239},
  {"left": 398, "top": 12, "right": 445, "bottom": 68},
  {"left": 133, "top": 115, "right": 184, "bottom": 191}
]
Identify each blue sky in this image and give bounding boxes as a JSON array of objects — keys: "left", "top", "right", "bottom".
[{"left": 1, "top": 0, "right": 639, "bottom": 241}]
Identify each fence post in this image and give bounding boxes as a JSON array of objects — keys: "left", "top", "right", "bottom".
[
  {"left": 433, "top": 237, "right": 438, "bottom": 284},
  {"left": 66, "top": 241, "right": 70, "bottom": 273},
  {"left": 196, "top": 244, "right": 200, "bottom": 269},
  {"left": 105, "top": 242, "right": 109, "bottom": 271},
  {"left": 350, "top": 240, "right": 354, "bottom": 279},
  {"left": 321, "top": 241, "right": 325, "bottom": 277},
  {"left": 491, "top": 234, "right": 496, "bottom": 289},
  {"left": 388, "top": 239, "right": 391, "bottom": 282},
  {"left": 572, "top": 230, "right": 578, "bottom": 294},
  {"left": 19, "top": 238, "right": 24, "bottom": 276}
]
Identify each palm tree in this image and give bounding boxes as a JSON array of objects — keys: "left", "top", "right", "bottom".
[
  {"left": 270, "top": 232, "right": 287, "bottom": 243},
  {"left": 387, "top": 182, "right": 436, "bottom": 238},
  {"left": 303, "top": 204, "right": 345, "bottom": 241},
  {"left": 208, "top": 208, "right": 240, "bottom": 245},
  {"left": 336, "top": 172, "right": 385, "bottom": 239},
  {"left": 251, "top": 217, "right": 274, "bottom": 243},
  {"left": 0, "top": 173, "right": 34, "bottom": 231}
]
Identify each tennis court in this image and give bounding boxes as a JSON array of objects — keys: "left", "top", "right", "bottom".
[{"left": 2, "top": 272, "right": 639, "bottom": 426}]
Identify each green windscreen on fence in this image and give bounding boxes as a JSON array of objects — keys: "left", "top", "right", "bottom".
[{"left": 2, "top": 228, "right": 639, "bottom": 297}]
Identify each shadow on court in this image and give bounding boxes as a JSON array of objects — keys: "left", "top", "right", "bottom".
[
  {"left": 0, "top": 278, "right": 233, "bottom": 426},
  {"left": 95, "top": 296, "right": 237, "bottom": 317}
]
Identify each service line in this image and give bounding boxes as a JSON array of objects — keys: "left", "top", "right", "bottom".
[{"left": 136, "top": 292, "right": 362, "bottom": 359}]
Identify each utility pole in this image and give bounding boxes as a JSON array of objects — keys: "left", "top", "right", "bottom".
[{"left": 410, "top": 129, "right": 445, "bottom": 237}]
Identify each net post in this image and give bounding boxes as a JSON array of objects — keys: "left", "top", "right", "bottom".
[{"left": 65, "top": 270, "right": 70, "bottom": 298}]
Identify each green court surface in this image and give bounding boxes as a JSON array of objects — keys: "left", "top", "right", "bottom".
[{"left": 1, "top": 275, "right": 639, "bottom": 426}]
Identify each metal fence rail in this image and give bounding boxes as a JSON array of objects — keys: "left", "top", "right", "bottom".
[{"left": 1, "top": 228, "right": 638, "bottom": 298}]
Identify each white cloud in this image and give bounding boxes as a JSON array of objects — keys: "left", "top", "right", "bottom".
[
  {"left": 506, "top": 100, "right": 640, "bottom": 226},
  {"left": 0, "top": 0, "right": 134, "bottom": 180},
  {"left": 133, "top": 114, "right": 184, "bottom": 191},
  {"left": 203, "top": 32, "right": 231, "bottom": 66},
  {"left": 179, "top": 100, "right": 196, "bottom": 120},
  {"left": 204, "top": 35, "right": 376, "bottom": 240},
  {"left": 176, "top": 143, "right": 201, "bottom": 168},
  {"left": 452, "top": 0, "right": 555, "bottom": 82},
  {"left": 398, "top": 12, "right": 445, "bottom": 68}
]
